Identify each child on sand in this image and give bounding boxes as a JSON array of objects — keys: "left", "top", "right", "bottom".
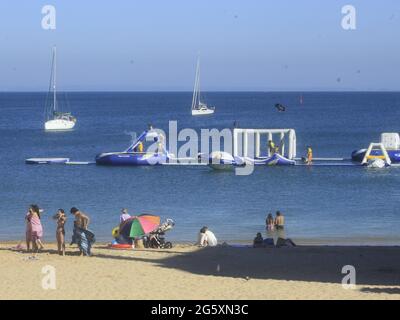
[{"left": 53, "top": 209, "right": 67, "bottom": 256}]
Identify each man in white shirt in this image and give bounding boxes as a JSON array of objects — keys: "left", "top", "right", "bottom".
[
  {"left": 198, "top": 226, "right": 218, "bottom": 247},
  {"left": 205, "top": 229, "right": 218, "bottom": 247}
]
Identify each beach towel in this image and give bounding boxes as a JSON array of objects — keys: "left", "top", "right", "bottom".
[
  {"left": 29, "top": 215, "right": 43, "bottom": 241},
  {"left": 71, "top": 227, "right": 96, "bottom": 256}
]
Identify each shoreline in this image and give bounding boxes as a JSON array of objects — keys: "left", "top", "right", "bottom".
[
  {"left": 1, "top": 241, "right": 400, "bottom": 300},
  {"left": 2, "top": 237, "right": 400, "bottom": 247}
]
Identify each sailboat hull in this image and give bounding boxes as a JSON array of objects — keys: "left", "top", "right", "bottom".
[
  {"left": 192, "top": 108, "right": 215, "bottom": 116},
  {"left": 45, "top": 119, "right": 76, "bottom": 131}
]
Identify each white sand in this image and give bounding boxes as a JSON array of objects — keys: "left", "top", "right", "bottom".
[{"left": 1, "top": 242, "right": 400, "bottom": 300}]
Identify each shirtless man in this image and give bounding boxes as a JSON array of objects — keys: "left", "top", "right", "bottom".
[
  {"left": 274, "top": 211, "right": 285, "bottom": 230},
  {"left": 70, "top": 207, "right": 92, "bottom": 256},
  {"left": 274, "top": 211, "right": 286, "bottom": 240},
  {"left": 70, "top": 207, "right": 90, "bottom": 229}
]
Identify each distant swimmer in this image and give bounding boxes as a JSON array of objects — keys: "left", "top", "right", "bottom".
[{"left": 275, "top": 103, "right": 286, "bottom": 112}]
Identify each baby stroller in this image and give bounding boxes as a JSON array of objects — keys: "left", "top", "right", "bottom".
[{"left": 144, "top": 219, "right": 174, "bottom": 249}]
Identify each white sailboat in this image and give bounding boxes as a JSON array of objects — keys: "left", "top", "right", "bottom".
[
  {"left": 191, "top": 58, "right": 215, "bottom": 116},
  {"left": 44, "top": 46, "right": 76, "bottom": 131}
]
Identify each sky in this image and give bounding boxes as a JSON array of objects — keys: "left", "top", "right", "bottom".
[{"left": 0, "top": 0, "right": 399, "bottom": 91}]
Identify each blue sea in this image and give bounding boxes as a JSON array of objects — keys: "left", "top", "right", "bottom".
[{"left": 1, "top": 92, "right": 400, "bottom": 245}]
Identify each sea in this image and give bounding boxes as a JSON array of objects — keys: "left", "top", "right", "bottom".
[{"left": 1, "top": 91, "right": 400, "bottom": 245}]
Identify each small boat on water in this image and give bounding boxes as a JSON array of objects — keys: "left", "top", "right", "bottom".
[
  {"left": 191, "top": 57, "right": 215, "bottom": 116},
  {"left": 44, "top": 46, "right": 76, "bottom": 131},
  {"left": 96, "top": 129, "right": 169, "bottom": 166}
]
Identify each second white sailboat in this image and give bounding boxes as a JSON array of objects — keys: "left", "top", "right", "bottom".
[{"left": 191, "top": 57, "right": 215, "bottom": 116}]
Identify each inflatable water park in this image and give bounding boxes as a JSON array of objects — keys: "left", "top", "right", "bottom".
[{"left": 25, "top": 126, "right": 400, "bottom": 169}]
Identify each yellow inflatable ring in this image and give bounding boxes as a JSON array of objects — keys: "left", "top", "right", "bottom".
[{"left": 112, "top": 227, "right": 120, "bottom": 238}]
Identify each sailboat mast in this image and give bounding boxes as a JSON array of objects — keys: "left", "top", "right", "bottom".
[
  {"left": 197, "top": 59, "right": 201, "bottom": 105},
  {"left": 53, "top": 46, "right": 57, "bottom": 113},
  {"left": 191, "top": 58, "right": 200, "bottom": 110}
]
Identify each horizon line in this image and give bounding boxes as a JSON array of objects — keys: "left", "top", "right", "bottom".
[{"left": 1, "top": 90, "right": 400, "bottom": 93}]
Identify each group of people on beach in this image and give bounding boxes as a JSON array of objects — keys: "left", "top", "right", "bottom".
[
  {"left": 253, "top": 211, "right": 287, "bottom": 248},
  {"left": 24, "top": 204, "right": 290, "bottom": 252},
  {"left": 25, "top": 205, "right": 94, "bottom": 256}
]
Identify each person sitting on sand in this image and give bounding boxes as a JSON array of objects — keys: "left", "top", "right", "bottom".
[
  {"left": 53, "top": 209, "right": 67, "bottom": 256},
  {"left": 27, "top": 204, "right": 44, "bottom": 253},
  {"left": 70, "top": 207, "right": 95, "bottom": 257},
  {"left": 198, "top": 226, "right": 218, "bottom": 247},
  {"left": 119, "top": 208, "right": 131, "bottom": 224},
  {"left": 253, "top": 233, "right": 264, "bottom": 248}
]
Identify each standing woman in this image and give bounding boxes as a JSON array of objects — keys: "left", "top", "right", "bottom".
[
  {"left": 28, "top": 204, "right": 44, "bottom": 252},
  {"left": 266, "top": 213, "right": 275, "bottom": 231},
  {"left": 266, "top": 213, "right": 275, "bottom": 239},
  {"left": 53, "top": 209, "right": 67, "bottom": 256}
]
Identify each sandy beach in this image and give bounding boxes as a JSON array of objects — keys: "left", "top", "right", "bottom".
[{"left": 1, "top": 242, "right": 400, "bottom": 300}]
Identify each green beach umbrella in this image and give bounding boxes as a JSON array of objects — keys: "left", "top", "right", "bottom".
[{"left": 119, "top": 215, "right": 161, "bottom": 239}]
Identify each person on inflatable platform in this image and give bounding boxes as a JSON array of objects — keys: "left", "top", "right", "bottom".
[
  {"left": 306, "top": 146, "right": 313, "bottom": 165},
  {"left": 268, "top": 140, "right": 275, "bottom": 155}
]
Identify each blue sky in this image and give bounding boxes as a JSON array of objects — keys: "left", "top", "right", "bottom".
[{"left": 0, "top": 0, "right": 399, "bottom": 91}]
